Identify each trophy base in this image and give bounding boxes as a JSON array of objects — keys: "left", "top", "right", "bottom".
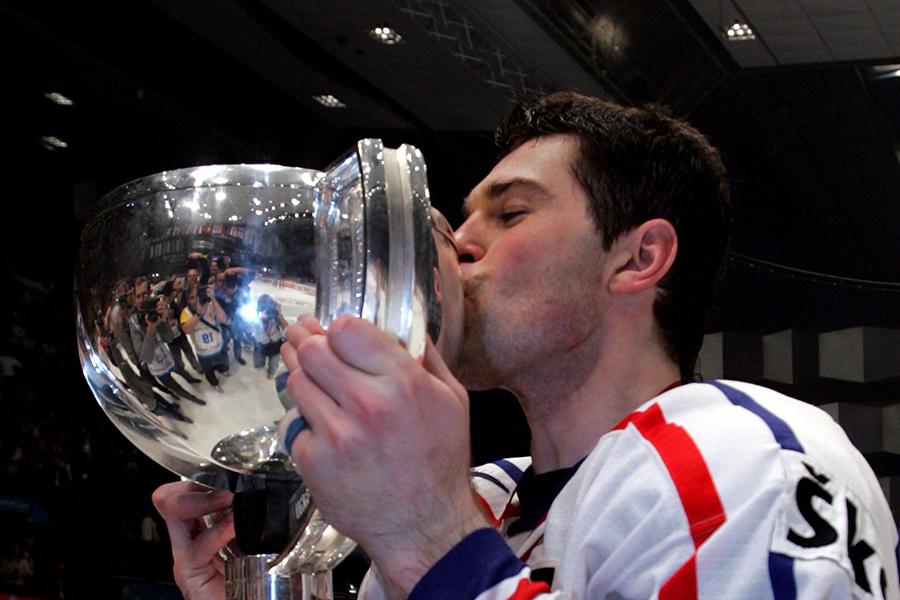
[{"left": 225, "top": 554, "right": 333, "bottom": 600}]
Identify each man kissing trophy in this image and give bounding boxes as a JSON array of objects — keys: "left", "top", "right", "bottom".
[{"left": 76, "top": 140, "right": 441, "bottom": 600}]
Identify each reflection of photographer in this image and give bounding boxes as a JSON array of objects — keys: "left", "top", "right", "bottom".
[
  {"left": 109, "top": 283, "right": 140, "bottom": 366},
  {"left": 161, "top": 279, "right": 202, "bottom": 375},
  {"left": 136, "top": 297, "right": 205, "bottom": 406},
  {"left": 215, "top": 271, "right": 251, "bottom": 366},
  {"left": 180, "top": 283, "right": 230, "bottom": 391},
  {"left": 252, "top": 294, "right": 287, "bottom": 379},
  {"left": 102, "top": 289, "right": 192, "bottom": 423}
]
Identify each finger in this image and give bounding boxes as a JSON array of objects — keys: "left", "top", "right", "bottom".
[
  {"left": 280, "top": 340, "right": 299, "bottom": 372},
  {"left": 286, "top": 359, "right": 343, "bottom": 436},
  {"left": 325, "top": 317, "right": 410, "bottom": 376},
  {"left": 284, "top": 321, "right": 319, "bottom": 351},
  {"left": 154, "top": 484, "right": 233, "bottom": 556},
  {"left": 277, "top": 408, "right": 308, "bottom": 455},
  {"left": 184, "top": 512, "right": 235, "bottom": 564},
  {"left": 155, "top": 486, "right": 233, "bottom": 522},
  {"left": 282, "top": 322, "right": 318, "bottom": 373},
  {"left": 294, "top": 330, "right": 385, "bottom": 415},
  {"left": 422, "top": 337, "right": 467, "bottom": 402},
  {"left": 297, "top": 314, "right": 325, "bottom": 333},
  {"left": 152, "top": 481, "right": 218, "bottom": 515}
]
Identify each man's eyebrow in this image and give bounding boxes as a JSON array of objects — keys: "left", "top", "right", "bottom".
[
  {"left": 487, "top": 177, "right": 549, "bottom": 200},
  {"left": 462, "top": 177, "right": 551, "bottom": 217}
]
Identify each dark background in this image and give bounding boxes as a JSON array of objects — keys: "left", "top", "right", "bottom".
[{"left": 0, "top": 0, "right": 898, "bottom": 597}]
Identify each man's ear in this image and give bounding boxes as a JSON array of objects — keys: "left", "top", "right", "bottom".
[
  {"left": 433, "top": 266, "right": 444, "bottom": 304},
  {"left": 608, "top": 219, "right": 677, "bottom": 295}
]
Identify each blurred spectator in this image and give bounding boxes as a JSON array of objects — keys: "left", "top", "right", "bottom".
[
  {"left": 0, "top": 255, "right": 184, "bottom": 594},
  {"left": 253, "top": 294, "right": 288, "bottom": 379},
  {"left": 180, "top": 283, "right": 230, "bottom": 390},
  {"left": 160, "top": 280, "right": 202, "bottom": 375},
  {"left": 216, "top": 271, "right": 250, "bottom": 366},
  {"left": 0, "top": 542, "right": 34, "bottom": 588},
  {"left": 134, "top": 298, "right": 205, "bottom": 406},
  {"left": 0, "top": 349, "right": 22, "bottom": 378}
]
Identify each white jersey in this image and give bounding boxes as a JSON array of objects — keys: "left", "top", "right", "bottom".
[
  {"left": 145, "top": 332, "right": 175, "bottom": 376},
  {"left": 361, "top": 380, "right": 899, "bottom": 600},
  {"left": 182, "top": 304, "right": 224, "bottom": 357}
]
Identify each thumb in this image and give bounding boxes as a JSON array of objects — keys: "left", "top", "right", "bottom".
[{"left": 422, "top": 336, "right": 467, "bottom": 403}]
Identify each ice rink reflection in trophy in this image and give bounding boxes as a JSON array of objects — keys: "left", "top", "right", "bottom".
[{"left": 74, "top": 140, "right": 439, "bottom": 592}]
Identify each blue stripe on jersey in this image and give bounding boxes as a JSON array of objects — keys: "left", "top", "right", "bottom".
[
  {"left": 410, "top": 528, "right": 527, "bottom": 600},
  {"left": 706, "top": 381, "right": 805, "bottom": 453},
  {"left": 275, "top": 371, "right": 289, "bottom": 393},
  {"left": 494, "top": 459, "right": 525, "bottom": 484},
  {"left": 768, "top": 552, "right": 797, "bottom": 600},
  {"left": 471, "top": 471, "right": 510, "bottom": 493}
]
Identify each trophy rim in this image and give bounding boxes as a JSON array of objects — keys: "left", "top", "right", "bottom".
[{"left": 85, "top": 163, "right": 325, "bottom": 231}]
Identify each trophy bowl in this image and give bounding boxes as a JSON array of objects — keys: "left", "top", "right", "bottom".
[{"left": 75, "top": 140, "right": 439, "bottom": 599}]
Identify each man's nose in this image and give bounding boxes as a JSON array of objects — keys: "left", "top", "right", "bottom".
[{"left": 454, "top": 219, "right": 485, "bottom": 264}]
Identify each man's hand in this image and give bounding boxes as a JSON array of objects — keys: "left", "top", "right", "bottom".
[
  {"left": 152, "top": 481, "right": 235, "bottom": 600},
  {"left": 281, "top": 316, "right": 487, "bottom": 596}
]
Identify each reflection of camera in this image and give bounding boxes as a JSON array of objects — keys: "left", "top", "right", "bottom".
[
  {"left": 141, "top": 299, "right": 160, "bottom": 324},
  {"left": 198, "top": 288, "right": 210, "bottom": 304}
]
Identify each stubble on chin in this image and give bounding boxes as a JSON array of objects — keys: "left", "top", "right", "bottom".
[{"left": 453, "top": 286, "right": 496, "bottom": 390}]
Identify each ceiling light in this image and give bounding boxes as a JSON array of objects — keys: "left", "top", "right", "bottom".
[
  {"left": 41, "top": 135, "right": 68, "bottom": 150},
  {"left": 725, "top": 21, "right": 755, "bottom": 41},
  {"left": 313, "top": 94, "right": 347, "bottom": 108},
  {"left": 370, "top": 25, "right": 403, "bottom": 45},
  {"left": 44, "top": 92, "right": 74, "bottom": 106},
  {"left": 870, "top": 64, "right": 900, "bottom": 80}
]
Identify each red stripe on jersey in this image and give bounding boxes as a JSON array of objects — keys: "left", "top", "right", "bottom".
[
  {"left": 499, "top": 499, "right": 522, "bottom": 523},
  {"left": 518, "top": 533, "right": 544, "bottom": 562},
  {"left": 475, "top": 492, "right": 502, "bottom": 528},
  {"left": 508, "top": 577, "right": 551, "bottom": 599},
  {"left": 615, "top": 403, "right": 726, "bottom": 598},
  {"left": 660, "top": 555, "right": 697, "bottom": 599}
]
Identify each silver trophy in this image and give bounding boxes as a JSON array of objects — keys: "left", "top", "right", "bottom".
[{"left": 74, "top": 140, "right": 439, "bottom": 599}]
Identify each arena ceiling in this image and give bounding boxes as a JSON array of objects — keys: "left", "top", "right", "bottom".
[{"left": 0, "top": 0, "right": 897, "bottom": 401}]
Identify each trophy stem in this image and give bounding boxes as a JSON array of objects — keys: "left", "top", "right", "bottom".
[
  {"left": 302, "top": 571, "right": 333, "bottom": 600},
  {"left": 225, "top": 554, "right": 309, "bottom": 600}
]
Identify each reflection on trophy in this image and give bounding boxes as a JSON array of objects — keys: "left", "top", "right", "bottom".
[{"left": 75, "top": 140, "right": 440, "bottom": 600}]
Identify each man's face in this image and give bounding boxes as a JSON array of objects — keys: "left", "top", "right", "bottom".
[
  {"left": 430, "top": 208, "right": 463, "bottom": 368},
  {"left": 133, "top": 281, "right": 150, "bottom": 309},
  {"left": 453, "top": 135, "right": 611, "bottom": 390},
  {"left": 186, "top": 269, "right": 199, "bottom": 285}
]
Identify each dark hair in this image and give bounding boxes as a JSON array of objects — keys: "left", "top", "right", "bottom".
[{"left": 496, "top": 91, "right": 731, "bottom": 382}]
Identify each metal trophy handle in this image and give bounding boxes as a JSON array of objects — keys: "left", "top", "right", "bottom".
[{"left": 75, "top": 140, "right": 438, "bottom": 599}]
